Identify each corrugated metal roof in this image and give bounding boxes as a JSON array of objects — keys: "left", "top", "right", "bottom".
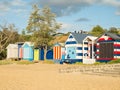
[{"left": 71, "top": 32, "right": 90, "bottom": 43}]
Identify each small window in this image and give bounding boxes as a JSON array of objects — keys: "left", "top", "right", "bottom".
[
  {"left": 77, "top": 47, "right": 82, "bottom": 50},
  {"left": 69, "top": 35, "right": 73, "bottom": 38},
  {"left": 84, "top": 47, "right": 88, "bottom": 50}
]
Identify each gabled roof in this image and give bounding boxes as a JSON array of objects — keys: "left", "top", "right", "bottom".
[
  {"left": 54, "top": 42, "right": 65, "bottom": 47},
  {"left": 6, "top": 44, "right": 18, "bottom": 49},
  {"left": 71, "top": 32, "right": 90, "bottom": 43},
  {"left": 83, "top": 36, "right": 98, "bottom": 42},
  {"left": 105, "top": 32, "right": 120, "bottom": 40},
  {"left": 96, "top": 32, "right": 120, "bottom": 41},
  {"left": 22, "top": 42, "right": 34, "bottom": 47}
]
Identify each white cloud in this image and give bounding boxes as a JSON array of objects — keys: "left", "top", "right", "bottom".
[
  {"left": 11, "top": 0, "right": 26, "bottom": 6},
  {"left": 0, "top": 2, "right": 10, "bottom": 12},
  {"left": 1, "top": 0, "right": 120, "bottom": 16},
  {"left": 59, "top": 22, "right": 85, "bottom": 33},
  {"left": 58, "top": 22, "right": 73, "bottom": 32},
  {"left": 32, "top": 0, "right": 120, "bottom": 16},
  {"left": 61, "top": 23, "right": 72, "bottom": 29},
  {"left": 0, "top": 0, "right": 27, "bottom": 15},
  {"left": 101, "top": 0, "right": 120, "bottom": 16},
  {"left": 33, "top": 0, "right": 95, "bottom": 16},
  {"left": 13, "top": 9, "right": 27, "bottom": 14},
  {"left": 101, "top": 0, "right": 120, "bottom": 7},
  {"left": 116, "top": 10, "right": 120, "bottom": 15}
]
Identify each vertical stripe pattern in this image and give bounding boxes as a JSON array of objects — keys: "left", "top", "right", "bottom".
[{"left": 53, "top": 46, "right": 61, "bottom": 60}]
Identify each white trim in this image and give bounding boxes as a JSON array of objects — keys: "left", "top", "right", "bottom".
[
  {"left": 116, "top": 56, "right": 120, "bottom": 58},
  {"left": 76, "top": 56, "right": 82, "bottom": 59},
  {"left": 83, "top": 59, "right": 96, "bottom": 64},
  {"left": 76, "top": 50, "right": 82, "bottom": 53},
  {"left": 65, "top": 33, "right": 79, "bottom": 44},
  {"left": 97, "top": 49, "right": 99, "bottom": 52}
]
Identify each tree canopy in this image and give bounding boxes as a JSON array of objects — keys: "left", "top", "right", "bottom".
[
  {"left": 26, "top": 5, "right": 61, "bottom": 59},
  {"left": 0, "top": 24, "right": 19, "bottom": 59},
  {"left": 108, "top": 27, "right": 119, "bottom": 34},
  {"left": 89, "top": 25, "right": 105, "bottom": 37}
]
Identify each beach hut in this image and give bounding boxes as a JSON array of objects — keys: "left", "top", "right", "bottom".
[
  {"left": 65, "top": 32, "right": 97, "bottom": 63},
  {"left": 22, "top": 42, "right": 34, "bottom": 61},
  {"left": 34, "top": 48, "right": 46, "bottom": 61},
  {"left": 53, "top": 43, "right": 65, "bottom": 63},
  {"left": 16, "top": 42, "right": 24, "bottom": 59},
  {"left": 19, "top": 47, "right": 23, "bottom": 59},
  {"left": 96, "top": 32, "right": 120, "bottom": 62},
  {"left": 40, "top": 48, "right": 44, "bottom": 60},
  {"left": 34, "top": 49, "right": 40, "bottom": 61},
  {"left": 82, "top": 36, "right": 97, "bottom": 64},
  {"left": 6, "top": 44, "right": 18, "bottom": 59},
  {"left": 46, "top": 49, "right": 53, "bottom": 60}
]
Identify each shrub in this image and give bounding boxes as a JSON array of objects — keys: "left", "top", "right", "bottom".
[{"left": 0, "top": 50, "right": 7, "bottom": 60}]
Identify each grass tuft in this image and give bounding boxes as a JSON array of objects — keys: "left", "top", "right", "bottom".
[
  {"left": 108, "top": 59, "right": 120, "bottom": 64},
  {"left": 0, "top": 60, "right": 13, "bottom": 65},
  {"left": 75, "top": 62, "right": 83, "bottom": 65}
]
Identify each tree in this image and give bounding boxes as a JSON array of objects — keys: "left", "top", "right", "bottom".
[
  {"left": 89, "top": 25, "right": 105, "bottom": 37},
  {"left": 19, "top": 29, "right": 32, "bottom": 42},
  {"left": 0, "top": 24, "right": 19, "bottom": 59},
  {"left": 22, "top": 29, "right": 26, "bottom": 35},
  {"left": 108, "top": 27, "right": 119, "bottom": 34},
  {"left": 26, "top": 5, "right": 61, "bottom": 60},
  {"left": 118, "top": 28, "right": 120, "bottom": 34}
]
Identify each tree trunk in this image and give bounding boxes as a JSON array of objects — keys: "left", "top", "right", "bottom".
[{"left": 44, "top": 45, "right": 47, "bottom": 60}]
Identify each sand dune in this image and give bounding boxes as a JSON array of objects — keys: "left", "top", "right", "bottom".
[{"left": 0, "top": 63, "right": 120, "bottom": 90}]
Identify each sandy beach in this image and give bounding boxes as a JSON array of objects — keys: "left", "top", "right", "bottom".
[{"left": 0, "top": 63, "right": 120, "bottom": 90}]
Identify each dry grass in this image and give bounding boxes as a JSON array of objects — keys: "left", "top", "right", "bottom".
[
  {"left": 0, "top": 60, "right": 34, "bottom": 65},
  {"left": 50, "top": 35, "right": 68, "bottom": 44}
]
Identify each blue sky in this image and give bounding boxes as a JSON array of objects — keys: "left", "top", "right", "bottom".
[{"left": 0, "top": 0, "right": 120, "bottom": 33}]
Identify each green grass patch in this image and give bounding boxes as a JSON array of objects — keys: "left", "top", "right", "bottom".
[
  {"left": 108, "top": 59, "right": 120, "bottom": 64},
  {"left": 74, "top": 62, "right": 106, "bottom": 65},
  {"left": 93, "top": 62, "right": 102, "bottom": 65},
  {"left": 75, "top": 62, "right": 83, "bottom": 65}
]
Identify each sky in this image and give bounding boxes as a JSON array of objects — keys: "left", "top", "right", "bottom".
[{"left": 0, "top": 0, "right": 120, "bottom": 33}]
